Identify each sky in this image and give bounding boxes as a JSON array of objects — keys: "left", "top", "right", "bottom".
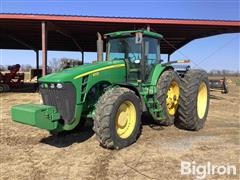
[{"left": 0, "top": 0, "right": 239, "bottom": 71}]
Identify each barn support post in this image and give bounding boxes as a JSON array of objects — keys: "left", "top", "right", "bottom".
[
  {"left": 41, "top": 21, "right": 48, "bottom": 76},
  {"left": 168, "top": 54, "right": 171, "bottom": 62},
  {"left": 81, "top": 51, "right": 84, "bottom": 64},
  {"left": 35, "top": 50, "right": 39, "bottom": 79}
]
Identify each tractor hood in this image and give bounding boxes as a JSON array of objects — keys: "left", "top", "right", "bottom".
[{"left": 39, "top": 60, "right": 125, "bottom": 82}]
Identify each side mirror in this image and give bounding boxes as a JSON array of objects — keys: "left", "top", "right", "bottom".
[{"left": 135, "top": 32, "right": 143, "bottom": 44}]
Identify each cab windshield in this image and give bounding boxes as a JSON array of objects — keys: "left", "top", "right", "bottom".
[{"left": 106, "top": 36, "right": 141, "bottom": 63}]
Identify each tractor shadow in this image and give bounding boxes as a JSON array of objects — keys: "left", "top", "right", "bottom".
[
  {"left": 40, "top": 121, "right": 94, "bottom": 148},
  {"left": 41, "top": 113, "right": 165, "bottom": 148}
]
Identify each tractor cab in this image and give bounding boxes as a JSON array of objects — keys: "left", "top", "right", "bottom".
[{"left": 104, "top": 30, "right": 163, "bottom": 83}]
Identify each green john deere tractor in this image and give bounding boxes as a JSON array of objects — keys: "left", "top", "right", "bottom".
[{"left": 11, "top": 30, "right": 210, "bottom": 149}]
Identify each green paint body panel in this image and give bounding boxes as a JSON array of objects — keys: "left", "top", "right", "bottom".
[
  {"left": 39, "top": 60, "right": 125, "bottom": 83},
  {"left": 11, "top": 104, "right": 60, "bottom": 130}
]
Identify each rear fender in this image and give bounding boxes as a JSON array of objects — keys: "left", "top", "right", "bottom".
[{"left": 149, "top": 64, "right": 174, "bottom": 85}]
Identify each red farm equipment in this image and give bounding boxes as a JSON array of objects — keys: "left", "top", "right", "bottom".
[{"left": 0, "top": 64, "right": 24, "bottom": 92}]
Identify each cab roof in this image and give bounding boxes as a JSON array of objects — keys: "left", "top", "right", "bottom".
[{"left": 105, "top": 30, "right": 163, "bottom": 39}]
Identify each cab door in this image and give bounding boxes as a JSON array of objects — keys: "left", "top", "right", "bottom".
[
  {"left": 143, "top": 37, "right": 161, "bottom": 82},
  {"left": 126, "top": 33, "right": 143, "bottom": 82}
]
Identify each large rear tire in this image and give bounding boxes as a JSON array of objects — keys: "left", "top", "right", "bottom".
[
  {"left": 93, "top": 88, "right": 142, "bottom": 149},
  {"left": 175, "top": 69, "right": 210, "bottom": 130},
  {"left": 156, "top": 70, "right": 180, "bottom": 126}
]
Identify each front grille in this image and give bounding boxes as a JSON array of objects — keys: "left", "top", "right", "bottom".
[{"left": 39, "top": 82, "right": 76, "bottom": 123}]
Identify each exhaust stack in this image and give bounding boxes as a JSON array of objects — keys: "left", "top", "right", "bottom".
[{"left": 97, "top": 32, "right": 103, "bottom": 61}]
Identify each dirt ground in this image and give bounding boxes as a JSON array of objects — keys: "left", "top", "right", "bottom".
[{"left": 0, "top": 78, "right": 239, "bottom": 180}]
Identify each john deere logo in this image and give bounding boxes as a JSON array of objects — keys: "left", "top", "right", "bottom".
[{"left": 93, "top": 72, "right": 100, "bottom": 77}]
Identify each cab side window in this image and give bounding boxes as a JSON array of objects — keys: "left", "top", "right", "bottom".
[{"left": 144, "top": 37, "right": 160, "bottom": 81}]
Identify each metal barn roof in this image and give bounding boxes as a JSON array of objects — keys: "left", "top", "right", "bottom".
[{"left": 0, "top": 13, "right": 239, "bottom": 54}]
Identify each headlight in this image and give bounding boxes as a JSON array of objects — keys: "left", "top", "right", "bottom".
[
  {"left": 39, "top": 83, "right": 48, "bottom": 88},
  {"left": 40, "top": 82, "right": 63, "bottom": 89},
  {"left": 50, "top": 83, "right": 55, "bottom": 89},
  {"left": 56, "top": 83, "right": 63, "bottom": 89}
]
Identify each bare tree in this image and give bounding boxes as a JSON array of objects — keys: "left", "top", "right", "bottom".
[
  {"left": 48, "top": 58, "right": 82, "bottom": 73},
  {"left": 48, "top": 58, "right": 60, "bottom": 73},
  {"left": 0, "top": 65, "right": 7, "bottom": 71},
  {"left": 20, "top": 64, "right": 33, "bottom": 72},
  {"left": 208, "top": 69, "right": 240, "bottom": 76}
]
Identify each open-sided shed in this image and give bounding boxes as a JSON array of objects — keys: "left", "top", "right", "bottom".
[{"left": 0, "top": 13, "right": 239, "bottom": 75}]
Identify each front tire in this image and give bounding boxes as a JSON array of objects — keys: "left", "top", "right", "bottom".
[
  {"left": 93, "top": 87, "right": 141, "bottom": 149},
  {"left": 175, "top": 69, "right": 210, "bottom": 130},
  {"left": 156, "top": 70, "right": 180, "bottom": 126}
]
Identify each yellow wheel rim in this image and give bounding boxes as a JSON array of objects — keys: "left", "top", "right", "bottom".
[
  {"left": 115, "top": 100, "right": 136, "bottom": 139},
  {"left": 197, "top": 81, "right": 208, "bottom": 119},
  {"left": 166, "top": 81, "right": 180, "bottom": 115}
]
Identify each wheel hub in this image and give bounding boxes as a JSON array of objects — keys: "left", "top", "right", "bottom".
[
  {"left": 117, "top": 111, "right": 128, "bottom": 127},
  {"left": 115, "top": 101, "right": 137, "bottom": 139},
  {"left": 197, "top": 81, "right": 208, "bottom": 119},
  {"left": 166, "top": 81, "right": 180, "bottom": 115}
]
